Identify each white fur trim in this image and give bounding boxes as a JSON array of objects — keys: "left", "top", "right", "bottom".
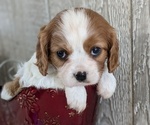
[{"left": 15, "top": 53, "right": 64, "bottom": 89}]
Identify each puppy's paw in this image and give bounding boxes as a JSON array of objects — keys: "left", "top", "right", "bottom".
[
  {"left": 97, "top": 70, "right": 116, "bottom": 99},
  {"left": 65, "top": 86, "right": 87, "bottom": 113},
  {"left": 1, "top": 78, "right": 21, "bottom": 100},
  {"left": 1, "top": 84, "right": 13, "bottom": 100}
]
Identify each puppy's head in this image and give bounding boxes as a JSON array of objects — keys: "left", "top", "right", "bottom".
[{"left": 36, "top": 8, "right": 119, "bottom": 87}]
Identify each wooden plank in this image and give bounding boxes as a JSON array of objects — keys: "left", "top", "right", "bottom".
[
  {"left": 132, "top": 0, "right": 150, "bottom": 124},
  {"left": 0, "top": 0, "right": 50, "bottom": 60},
  {"left": 92, "top": 1, "right": 132, "bottom": 125},
  {"left": 48, "top": 0, "right": 132, "bottom": 125},
  {"left": 48, "top": 0, "right": 82, "bottom": 19}
]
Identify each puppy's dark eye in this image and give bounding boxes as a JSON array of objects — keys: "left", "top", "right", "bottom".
[
  {"left": 91, "top": 47, "right": 101, "bottom": 57},
  {"left": 57, "top": 50, "right": 67, "bottom": 59}
]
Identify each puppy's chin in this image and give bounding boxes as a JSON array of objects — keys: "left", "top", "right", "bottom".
[{"left": 62, "top": 81, "right": 97, "bottom": 87}]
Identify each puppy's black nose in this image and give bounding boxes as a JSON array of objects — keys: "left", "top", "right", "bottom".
[{"left": 74, "top": 71, "right": 86, "bottom": 82}]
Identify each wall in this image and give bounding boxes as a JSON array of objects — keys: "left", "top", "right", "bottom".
[{"left": 0, "top": 0, "right": 149, "bottom": 124}]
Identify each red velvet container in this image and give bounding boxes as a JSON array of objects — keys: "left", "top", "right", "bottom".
[{"left": 0, "top": 85, "right": 98, "bottom": 125}]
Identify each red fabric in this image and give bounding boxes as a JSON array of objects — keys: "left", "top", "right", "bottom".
[{"left": 0, "top": 85, "right": 98, "bottom": 125}]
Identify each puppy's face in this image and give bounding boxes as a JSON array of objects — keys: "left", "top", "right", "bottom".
[{"left": 36, "top": 8, "right": 119, "bottom": 87}]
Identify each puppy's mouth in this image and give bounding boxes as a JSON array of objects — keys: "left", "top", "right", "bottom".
[{"left": 74, "top": 81, "right": 96, "bottom": 86}]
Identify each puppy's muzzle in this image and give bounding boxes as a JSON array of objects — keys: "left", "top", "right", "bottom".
[{"left": 74, "top": 71, "right": 87, "bottom": 82}]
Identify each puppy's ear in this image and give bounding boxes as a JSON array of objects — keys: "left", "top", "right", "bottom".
[
  {"left": 36, "top": 25, "right": 51, "bottom": 76},
  {"left": 107, "top": 30, "right": 119, "bottom": 73}
]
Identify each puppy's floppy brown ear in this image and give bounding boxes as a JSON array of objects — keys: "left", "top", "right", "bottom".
[
  {"left": 36, "top": 25, "right": 50, "bottom": 76},
  {"left": 107, "top": 30, "right": 119, "bottom": 73}
]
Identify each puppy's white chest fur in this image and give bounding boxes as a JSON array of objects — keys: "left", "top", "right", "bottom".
[{"left": 16, "top": 53, "right": 64, "bottom": 90}]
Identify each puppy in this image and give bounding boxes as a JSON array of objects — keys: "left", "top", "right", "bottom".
[{"left": 1, "top": 8, "right": 119, "bottom": 113}]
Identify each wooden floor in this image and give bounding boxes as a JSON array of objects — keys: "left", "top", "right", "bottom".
[{"left": 0, "top": 0, "right": 149, "bottom": 125}]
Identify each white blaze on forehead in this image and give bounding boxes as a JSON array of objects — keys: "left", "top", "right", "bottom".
[{"left": 60, "top": 9, "right": 89, "bottom": 52}]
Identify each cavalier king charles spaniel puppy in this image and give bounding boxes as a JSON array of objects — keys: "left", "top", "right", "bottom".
[{"left": 1, "top": 8, "right": 119, "bottom": 113}]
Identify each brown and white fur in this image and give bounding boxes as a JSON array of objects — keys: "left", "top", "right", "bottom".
[{"left": 1, "top": 8, "right": 119, "bottom": 113}]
